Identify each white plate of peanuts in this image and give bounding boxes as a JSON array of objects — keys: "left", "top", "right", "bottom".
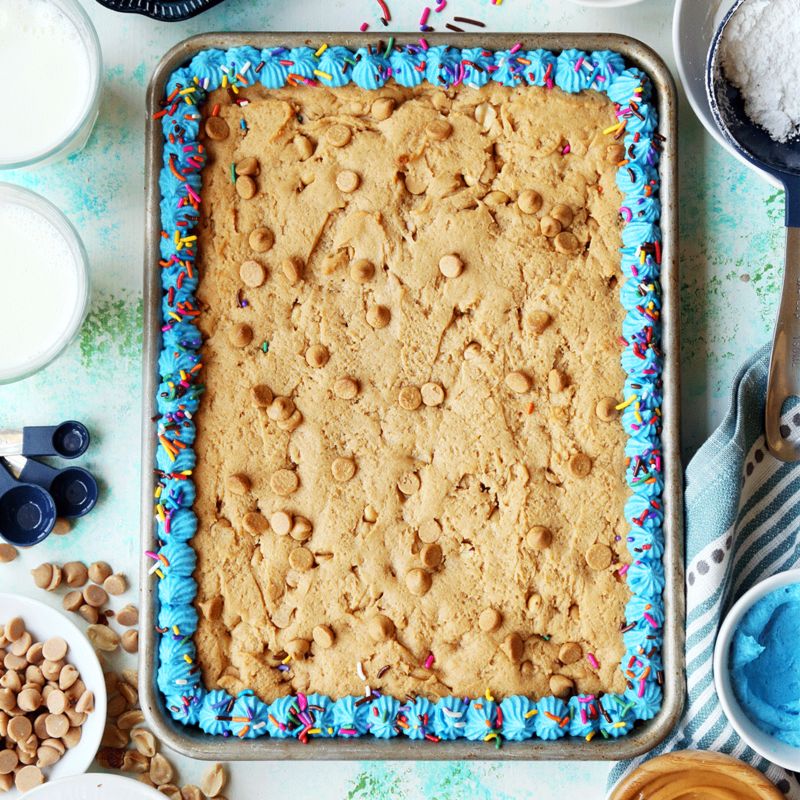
[
  {"left": 0, "top": 594, "right": 106, "bottom": 797},
  {"left": 19, "top": 772, "right": 165, "bottom": 799}
]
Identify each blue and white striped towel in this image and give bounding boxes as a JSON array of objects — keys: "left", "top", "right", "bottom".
[{"left": 608, "top": 344, "right": 800, "bottom": 796}]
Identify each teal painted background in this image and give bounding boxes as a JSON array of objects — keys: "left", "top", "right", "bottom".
[{"left": 0, "top": 0, "right": 784, "bottom": 795}]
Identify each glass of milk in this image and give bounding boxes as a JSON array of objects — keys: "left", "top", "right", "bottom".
[
  {"left": 0, "top": 184, "right": 90, "bottom": 383},
  {"left": 0, "top": 0, "right": 103, "bottom": 169}
]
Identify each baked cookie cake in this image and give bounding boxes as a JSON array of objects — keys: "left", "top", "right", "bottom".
[{"left": 152, "top": 42, "right": 666, "bottom": 744}]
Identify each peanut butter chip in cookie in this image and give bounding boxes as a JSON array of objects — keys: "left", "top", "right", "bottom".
[
  {"left": 548, "top": 369, "right": 568, "bottom": 393},
  {"left": 607, "top": 143, "right": 626, "bottom": 164},
  {"left": 501, "top": 632, "right": 524, "bottom": 663},
  {"left": 420, "top": 543, "right": 442, "bottom": 569},
  {"left": 251, "top": 384, "right": 273, "bottom": 407},
  {"left": 479, "top": 608, "right": 502, "bottom": 632},
  {"left": 268, "top": 396, "right": 295, "bottom": 421},
  {"left": 438, "top": 253, "right": 463, "bottom": 278},
  {"left": 289, "top": 547, "right": 314, "bottom": 572},
  {"left": 372, "top": 97, "right": 395, "bottom": 120},
  {"left": 398, "top": 385, "right": 422, "bottom": 410},
  {"left": 426, "top": 119, "right": 452, "bottom": 141},
  {"left": 236, "top": 156, "right": 260, "bottom": 177},
  {"left": 331, "top": 457, "right": 356, "bottom": 483},
  {"left": 405, "top": 568, "right": 432, "bottom": 596},
  {"left": 540, "top": 215, "right": 562, "bottom": 238},
  {"left": 243, "top": 512, "right": 270, "bottom": 536},
  {"left": 569, "top": 453, "right": 593, "bottom": 478},
  {"left": 527, "top": 526, "right": 552, "bottom": 549},
  {"left": 595, "top": 397, "right": 619, "bottom": 421},
  {"left": 549, "top": 674, "right": 575, "bottom": 698},
  {"left": 554, "top": 232, "right": 580, "bottom": 255},
  {"left": 271, "top": 469, "right": 299, "bottom": 496},
  {"left": 421, "top": 382, "right": 445, "bottom": 407},
  {"left": 228, "top": 323, "right": 253, "bottom": 348},
  {"left": 558, "top": 642, "right": 583, "bottom": 665},
  {"left": 368, "top": 614, "right": 395, "bottom": 642},
  {"left": 204, "top": 116, "right": 229, "bottom": 141},
  {"left": 350, "top": 259, "right": 375, "bottom": 283},
  {"left": 306, "top": 344, "right": 330, "bottom": 368},
  {"left": 366, "top": 305, "right": 391, "bottom": 329},
  {"left": 585, "top": 543, "right": 613, "bottom": 570},
  {"left": 397, "top": 471, "right": 421, "bottom": 495},
  {"left": 226, "top": 473, "right": 251, "bottom": 496},
  {"left": 290, "top": 516, "right": 313, "bottom": 541},
  {"left": 418, "top": 519, "right": 442, "bottom": 543},
  {"left": 327, "top": 124, "right": 352, "bottom": 148},
  {"left": 270, "top": 511, "right": 293, "bottom": 536},
  {"left": 313, "top": 625, "right": 336, "bottom": 649},
  {"left": 282, "top": 257, "right": 303, "bottom": 284},
  {"left": 336, "top": 170, "right": 361, "bottom": 193},
  {"left": 550, "top": 204, "right": 574, "bottom": 228},
  {"left": 294, "top": 134, "right": 314, "bottom": 161},
  {"left": 529, "top": 310, "right": 551, "bottom": 334},
  {"left": 333, "top": 377, "right": 359, "bottom": 400},
  {"left": 505, "top": 371, "right": 531, "bottom": 394},
  {"left": 248, "top": 227, "right": 274, "bottom": 253},
  {"left": 235, "top": 175, "right": 257, "bottom": 200},
  {"left": 240, "top": 260, "right": 266, "bottom": 288},
  {"left": 517, "top": 189, "right": 542, "bottom": 215}
]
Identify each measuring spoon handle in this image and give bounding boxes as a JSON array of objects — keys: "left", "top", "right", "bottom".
[
  {"left": 765, "top": 226, "right": 800, "bottom": 461},
  {"left": 22, "top": 421, "right": 90, "bottom": 459}
]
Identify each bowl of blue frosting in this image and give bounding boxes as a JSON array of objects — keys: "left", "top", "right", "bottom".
[{"left": 714, "top": 569, "right": 800, "bottom": 770}]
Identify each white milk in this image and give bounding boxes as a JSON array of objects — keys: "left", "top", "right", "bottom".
[
  {"left": 0, "top": 0, "right": 93, "bottom": 163},
  {"left": 0, "top": 202, "right": 81, "bottom": 376}
]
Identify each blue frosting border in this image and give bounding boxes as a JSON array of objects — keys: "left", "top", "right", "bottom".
[{"left": 152, "top": 43, "right": 665, "bottom": 744}]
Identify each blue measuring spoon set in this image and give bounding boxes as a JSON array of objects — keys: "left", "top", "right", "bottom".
[{"left": 0, "top": 421, "right": 98, "bottom": 547}]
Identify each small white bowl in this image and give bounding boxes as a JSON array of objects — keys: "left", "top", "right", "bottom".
[
  {"left": 568, "top": 0, "right": 644, "bottom": 6},
  {"left": 0, "top": 593, "right": 107, "bottom": 798},
  {"left": 714, "top": 569, "right": 800, "bottom": 771},
  {"left": 22, "top": 773, "right": 166, "bottom": 800}
]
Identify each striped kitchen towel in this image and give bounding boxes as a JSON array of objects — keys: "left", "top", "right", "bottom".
[{"left": 608, "top": 344, "right": 800, "bottom": 796}]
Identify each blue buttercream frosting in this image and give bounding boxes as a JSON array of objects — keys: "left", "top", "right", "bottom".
[
  {"left": 257, "top": 47, "right": 290, "bottom": 88},
  {"left": 463, "top": 699, "right": 498, "bottom": 741},
  {"left": 461, "top": 47, "right": 493, "bottom": 87},
  {"left": 304, "top": 693, "right": 335, "bottom": 737},
  {"left": 500, "top": 696, "right": 536, "bottom": 741},
  {"left": 198, "top": 689, "right": 233, "bottom": 735},
  {"left": 555, "top": 49, "right": 591, "bottom": 93},
  {"left": 332, "top": 695, "right": 370, "bottom": 735},
  {"left": 231, "top": 692, "right": 270, "bottom": 739},
  {"left": 432, "top": 696, "right": 469, "bottom": 740},
  {"left": 493, "top": 50, "right": 526, "bottom": 87},
  {"left": 568, "top": 695, "right": 599, "bottom": 738},
  {"left": 525, "top": 49, "right": 556, "bottom": 86},
  {"left": 534, "top": 696, "right": 568, "bottom": 740},
  {"left": 389, "top": 46, "right": 427, "bottom": 87},
  {"left": 404, "top": 697, "right": 435, "bottom": 740},
  {"left": 315, "top": 46, "right": 353, "bottom": 87},
  {"left": 425, "top": 45, "right": 461, "bottom": 87},
  {"left": 624, "top": 681, "right": 662, "bottom": 721},
  {"left": 368, "top": 695, "right": 400, "bottom": 738},
  {"left": 600, "top": 695, "right": 635, "bottom": 737},
  {"left": 266, "top": 695, "right": 297, "bottom": 739},
  {"left": 352, "top": 47, "right": 390, "bottom": 90}
]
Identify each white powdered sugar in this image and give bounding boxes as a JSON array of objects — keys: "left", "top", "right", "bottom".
[{"left": 720, "top": 0, "right": 800, "bottom": 143}]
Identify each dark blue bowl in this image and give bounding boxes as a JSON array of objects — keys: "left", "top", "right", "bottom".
[{"left": 93, "top": 0, "right": 225, "bottom": 21}]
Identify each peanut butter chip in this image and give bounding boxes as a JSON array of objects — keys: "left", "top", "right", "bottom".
[
  {"left": 368, "top": 614, "right": 395, "bottom": 641},
  {"left": 240, "top": 260, "right": 266, "bottom": 288},
  {"left": 529, "top": 310, "right": 551, "bottom": 334},
  {"left": 226, "top": 473, "right": 251, "bottom": 496},
  {"left": 336, "top": 170, "right": 360, "bottom": 193},
  {"left": 607, "top": 143, "right": 626, "bottom": 164},
  {"left": 0, "top": 542, "right": 16, "bottom": 562},
  {"left": 551, "top": 203, "right": 574, "bottom": 228},
  {"left": 289, "top": 547, "right": 314, "bottom": 572},
  {"left": 42, "top": 637, "right": 67, "bottom": 662},
  {"left": 527, "top": 593, "right": 543, "bottom": 616},
  {"left": 501, "top": 632, "right": 524, "bottom": 663},
  {"left": 282, "top": 257, "right": 303, "bottom": 284},
  {"left": 331, "top": 457, "right": 356, "bottom": 483},
  {"left": 14, "top": 765, "right": 43, "bottom": 793},
  {"left": 327, "top": 124, "right": 352, "bottom": 147},
  {"left": 549, "top": 674, "right": 575, "bottom": 698},
  {"left": 0, "top": 750, "right": 18, "bottom": 774},
  {"left": 306, "top": 344, "right": 329, "bottom": 368},
  {"left": 569, "top": 452, "right": 593, "bottom": 478},
  {"left": 287, "top": 638, "right": 310, "bottom": 660},
  {"left": 228, "top": 323, "right": 253, "bottom": 348},
  {"left": 418, "top": 519, "right": 442, "bottom": 543},
  {"left": 405, "top": 568, "right": 432, "bottom": 596},
  {"left": 204, "top": 116, "right": 229, "bottom": 141},
  {"left": 540, "top": 215, "right": 562, "bottom": 237},
  {"left": 268, "top": 396, "right": 295, "bottom": 421},
  {"left": 333, "top": 377, "right": 359, "bottom": 400},
  {"left": 243, "top": 512, "right": 269, "bottom": 536},
  {"left": 366, "top": 305, "right": 391, "bottom": 329},
  {"left": 235, "top": 175, "right": 257, "bottom": 200},
  {"left": 8, "top": 715, "right": 31, "bottom": 742},
  {"left": 45, "top": 713, "right": 69, "bottom": 738},
  {"left": 398, "top": 385, "right": 422, "bottom": 410},
  {"left": 527, "top": 526, "right": 552, "bottom": 549},
  {"left": 548, "top": 369, "right": 568, "bottom": 392},
  {"left": 426, "top": 119, "right": 452, "bottom": 141},
  {"left": 517, "top": 189, "right": 542, "bottom": 214},
  {"left": 104, "top": 573, "right": 127, "bottom": 596},
  {"left": 479, "top": 608, "right": 503, "bottom": 633},
  {"left": 596, "top": 397, "right": 619, "bottom": 421},
  {"left": 438, "top": 253, "right": 463, "bottom": 278},
  {"left": 271, "top": 469, "right": 299, "bottom": 496},
  {"left": 46, "top": 689, "right": 66, "bottom": 714},
  {"left": 121, "top": 630, "right": 138, "bottom": 653},
  {"left": 290, "top": 517, "right": 313, "bottom": 542},
  {"left": 421, "top": 382, "right": 445, "bottom": 407},
  {"left": 372, "top": 97, "right": 395, "bottom": 120},
  {"left": 248, "top": 227, "right": 274, "bottom": 253},
  {"left": 558, "top": 641, "right": 583, "bottom": 665},
  {"left": 505, "top": 371, "right": 531, "bottom": 394},
  {"left": 349, "top": 259, "right": 374, "bottom": 283},
  {"left": 313, "top": 624, "right": 336, "bottom": 649},
  {"left": 236, "top": 156, "right": 260, "bottom": 177},
  {"left": 63, "top": 561, "right": 88, "bottom": 588},
  {"left": 270, "top": 511, "right": 292, "bottom": 536},
  {"left": 554, "top": 231, "right": 580, "bottom": 255},
  {"left": 52, "top": 517, "right": 71, "bottom": 535},
  {"left": 586, "top": 543, "right": 613, "bottom": 570},
  {"left": 251, "top": 384, "right": 273, "bottom": 407},
  {"left": 294, "top": 134, "right": 314, "bottom": 161},
  {"left": 117, "top": 604, "right": 139, "bottom": 627},
  {"left": 420, "top": 543, "right": 443, "bottom": 569},
  {"left": 397, "top": 471, "right": 421, "bottom": 495},
  {"left": 5, "top": 616, "right": 24, "bottom": 641},
  {"left": 88, "top": 561, "right": 112, "bottom": 584}
]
